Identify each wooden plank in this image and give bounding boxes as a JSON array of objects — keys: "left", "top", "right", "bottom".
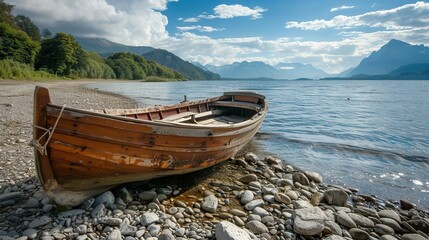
[
  {"left": 210, "top": 101, "right": 262, "bottom": 111},
  {"left": 162, "top": 111, "right": 196, "bottom": 121},
  {"left": 172, "top": 109, "right": 226, "bottom": 123},
  {"left": 219, "top": 115, "right": 247, "bottom": 123}
]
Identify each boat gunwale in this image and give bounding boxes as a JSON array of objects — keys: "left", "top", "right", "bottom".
[{"left": 46, "top": 98, "right": 267, "bottom": 130}]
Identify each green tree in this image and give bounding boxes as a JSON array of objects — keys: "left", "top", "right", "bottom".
[
  {"left": 35, "top": 32, "right": 87, "bottom": 76},
  {"left": 0, "top": 22, "right": 39, "bottom": 64},
  {"left": 42, "top": 28, "right": 52, "bottom": 39},
  {"left": 0, "top": 0, "right": 14, "bottom": 26},
  {"left": 14, "top": 15, "right": 41, "bottom": 41}
]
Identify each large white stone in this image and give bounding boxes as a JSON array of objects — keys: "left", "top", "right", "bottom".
[
  {"left": 293, "top": 207, "right": 326, "bottom": 236},
  {"left": 215, "top": 221, "right": 251, "bottom": 240}
]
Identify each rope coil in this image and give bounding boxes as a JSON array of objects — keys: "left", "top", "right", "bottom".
[{"left": 29, "top": 105, "right": 66, "bottom": 155}]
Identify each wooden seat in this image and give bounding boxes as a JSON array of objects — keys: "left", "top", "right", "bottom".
[
  {"left": 162, "top": 111, "right": 197, "bottom": 121},
  {"left": 210, "top": 101, "right": 261, "bottom": 111}
]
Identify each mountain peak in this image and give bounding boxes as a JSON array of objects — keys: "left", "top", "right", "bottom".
[{"left": 348, "top": 39, "right": 429, "bottom": 76}]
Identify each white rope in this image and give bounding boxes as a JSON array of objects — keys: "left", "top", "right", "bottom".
[{"left": 29, "top": 105, "right": 66, "bottom": 155}]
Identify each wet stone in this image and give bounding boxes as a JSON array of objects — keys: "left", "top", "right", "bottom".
[
  {"left": 348, "top": 213, "right": 374, "bottom": 228},
  {"left": 380, "top": 218, "right": 402, "bottom": 231},
  {"left": 378, "top": 210, "right": 401, "bottom": 223},
  {"left": 336, "top": 211, "right": 357, "bottom": 229},
  {"left": 374, "top": 224, "right": 395, "bottom": 235},
  {"left": 239, "top": 174, "right": 258, "bottom": 183},
  {"left": 349, "top": 228, "right": 369, "bottom": 240},
  {"left": 323, "top": 189, "right": 349, "bottom": 206},
  {"left": 293, "top": 172, "right": 310, "bottom": 186},
  {"left": 304, "top": 171, "right": 323, "bottom": 183}
]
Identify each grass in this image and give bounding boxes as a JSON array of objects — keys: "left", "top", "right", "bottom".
[{"left": 0, "top": 59, "right": 60, "bottom": 80}]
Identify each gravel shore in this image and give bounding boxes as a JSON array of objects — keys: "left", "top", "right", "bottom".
[{"left": 0, "top": 80, "right": 428, "bottom": 240}]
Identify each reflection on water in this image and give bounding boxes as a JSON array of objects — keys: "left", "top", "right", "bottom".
[{"left": 89, "top": 80, "right": 429, "bottom": 208}]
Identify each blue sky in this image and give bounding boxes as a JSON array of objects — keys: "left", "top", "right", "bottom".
[{"left": 7, "top": 0, "right": 429, "bottom": 73}]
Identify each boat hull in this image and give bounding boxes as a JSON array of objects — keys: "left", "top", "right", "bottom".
[{"left": 33, "top": 86, "right": 267, "bottom": 206}]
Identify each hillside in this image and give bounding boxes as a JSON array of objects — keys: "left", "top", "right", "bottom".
[
  {"left": 349, "top": 39, "right": 429, "bottom": 76},
  {"left": 274, "top": 63, "right": 331, "bottom": 79},
  {"left": 76, "top": 37, "right": 154, "bottom": 57},
  {"left": 142, "top": 49, "right": 220, "bottom": 80}
]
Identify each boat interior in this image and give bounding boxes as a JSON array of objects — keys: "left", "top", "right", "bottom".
[{"left": 91, "top": 92, "right": 265, "bottom": 126}]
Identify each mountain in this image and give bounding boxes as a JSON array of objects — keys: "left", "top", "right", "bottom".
[
  {"left": 76, "top": 37, "right": 154, "bottom": 57},
  {"left": 206, "top": 61, "right": 282, "bottom": 79},
  {"left": 348, "top": 39, "right": 429, "bottom": 76},
  {"left": 142, "top": 49, "right": 220, "bottom": 80},
  {"left": 336, "top": 67, "right": 354, "bottom": 77},
  {"left": 274, "top": 63, "right": 331, "bottom": 79},
  {"left": 205, "top": 61, "right": 330, "bottom": 79}
]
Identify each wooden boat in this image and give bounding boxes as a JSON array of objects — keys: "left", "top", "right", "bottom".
[{"left": 32, "top": 86, "right": 267, "bottom": 206}]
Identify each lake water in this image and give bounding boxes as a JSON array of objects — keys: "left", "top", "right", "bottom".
[{"left": 89, "top": 80, "right": 429, "bottom": 208}]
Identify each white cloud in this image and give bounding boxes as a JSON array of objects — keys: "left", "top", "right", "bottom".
[
  {"left": 286, "top": 1, "right": 429, "bottom": 31},
  {"left": 177, "top": 25, "right": 224, "bottom": 32},
  {"left": 209, "top": 4, "right": 267, "bottom": 19},
  {"left": 331, "top": 5, "right": 355, "bottom": 12},
  {"left": 180, "top": 4, "right": 267, "bottom": 22},
  {"left": 6, "top": 0, "right": 170, "bottom": 46},
  {"left": 183, "top": 17, "right": 198, "bottom": 23}
]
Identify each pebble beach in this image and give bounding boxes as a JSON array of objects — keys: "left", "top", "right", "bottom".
[{"left": 0, "top": 80, "right": 428, "bottom": 240}]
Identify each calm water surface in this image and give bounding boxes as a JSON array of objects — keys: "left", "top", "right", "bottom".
[{"left": 89, "top": 80, "right": 429, "bottom": 208}]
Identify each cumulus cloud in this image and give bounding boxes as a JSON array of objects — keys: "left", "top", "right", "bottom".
[
  {"left": 183, "top": 17, "right": 198, "bottom": 23},
  {"left": 286, "top": 1, "right": 429, "bottom": 31},
  {"left": 331, "top": 5, "right": 355, "bottom": 12},
  {"left": 179, "top": 4, "right": 267, "bottom": 23},
  {"left": 177, "top": 25, "right": 224, "bottom": 32},
  {"left": 6, "top": 0, "right": 170, "bottom": 46}
]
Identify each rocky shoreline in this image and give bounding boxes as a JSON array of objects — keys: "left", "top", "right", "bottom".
[{"left": 0, "top": 80, "right": 428, "bottom": 240}]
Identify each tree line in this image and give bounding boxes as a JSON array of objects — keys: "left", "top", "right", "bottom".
[{"left": 0, "top": 0, "right": 186, "bottom": 80}]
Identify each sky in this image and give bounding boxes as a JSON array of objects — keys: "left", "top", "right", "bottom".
[{"left": 6, "top": 0, "right": 429, "bottom": 74}]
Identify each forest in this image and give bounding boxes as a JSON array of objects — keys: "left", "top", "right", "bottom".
[{"left": 0, "top": 0, "right": 185, "bottom": 81}]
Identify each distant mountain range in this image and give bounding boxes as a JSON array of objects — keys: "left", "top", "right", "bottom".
[
  {"left": 348, "top": 39, "right": 429, "bottom": 77},
  {"left": 204, "top": 61, "right": 332, "bottom": 79},
  {"left": 77, "top": 37, "right": 429, "bottom": 80},
  {"left": 76, "top": 37, "right": 219, "bottom": 80},
  {"left": 142, "top": 49, "right": 220, "bottom": 80}
]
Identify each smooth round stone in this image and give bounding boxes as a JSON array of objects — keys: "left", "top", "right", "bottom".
[
  {"left": 323, "top": 189, "right": 349, "bottom": 206},
  {"left": 252, "top": 207, "right": 270, "bottom": 217},
  {"left": 401, "top": 234, "right": 427, "bottom": 240},
  {"left": 325, "top": 221, "right": 342, "bottom": 236},
  {"left": 94, "top": 191, "right": 115, "bottom": 207},
  {"left": 175, "top": 200, "right": 187, "bottom": 208},
  {"left": 248, "top": 181, "right": 261, "bottom": 189},
  {"left": 336, "top": 211, "right": 357, "bottom": 229},
  {"left": 324, "top": 235, "right": 347, "bottom": 240},
  {"left": 148, "top": 202, "right": 159, "bottom": 210},
  {"left": 107, "top": 229, "right": 122, "bottom": 240},
  {"left": 304, "top": 171, "right": 323, "bottom": 183},
  {"left": 23, "top": 229, "right": 38, "bottom": 239},
  {"left": 140, "top": 212, "right": 160, "bottom": 226},
  {"left": 355, "top": 206, "right": 379, "bottom": 218},
  {"left": 263, "top": 194, "right": 275, "bottom": 203},
  {"left": 380, "top": 235, "right": 398, "bottom": 240},
  {"left": 97, "top": 218, "right": 122, "bottom": 226},
  {"left": 244, "top": 199, "right": 264, "bottom": 211},
  {"left": 348, "top": 213, "right": 374, "bottom": 228},
  {"left": 276, "top": 179, "right": 293, "bottom": 187},
  {"left": 245, "top": 152, "right": 259, "bottom": 164},
  {"left": 230, "top": 209, "right": 247, "bottom": 217},
  {"left": 274, "top": 193, "right": 292, "bottom": 204},
  {"left": 139, "top": 191, "right": 157, "bottom": 201},
  {"left": 261, "top": 216, "right": 274, "bottom": 224},
  {"left": 374, "top": 224, "right": 395, "bottom": 235},
  {"left": 293, "top": 207, "right": 326, "bottom": 236},
  {"left": 168, "top": 207, "right": 179, "bottom": 215},
  {"left": 120, "top": 224, "right": 137, "bottom": 236},
  {"left": 241, "top": 190, "right": 254, "bottom": 204},
  {"left": 202, "top": 195, "right": 218, "bottom": 213},
  {"left": 286, "top": 190, "right": 299, "bottom": 200},
  {"left": 215, "top": 221, "right": 251, "bottom": 240},
  {"left": 233, "top": 216, "right": 245, "bottom": 226},
  {"left": 349, "top": 228, "right": 369, "bottom": 240},
  {"left": 246, "top": 221, "right": 269, "bottom": 234},
  {"left": 378, "top": 210, "right": 401, "bottom": 223},
  {"left": 247, "top": 214, "right": 262, "bottom": 222},
  {"left": 75, "top": 225, "right": 87, "bottom": 234},
  {"left": 239, "top": 174, "right": 258, "bottom": 183},
  {"left": 26, "top": 198, "right": 40, "bottom": 208},
  {"left": 293, "top": 172, "right": 310, "bottom": 186},
  {"left": 380, "top": 218, "right": 402, "bottom": 231},
  {"left": 148, "top": 224, "right": 161, "bottom": 236}
]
